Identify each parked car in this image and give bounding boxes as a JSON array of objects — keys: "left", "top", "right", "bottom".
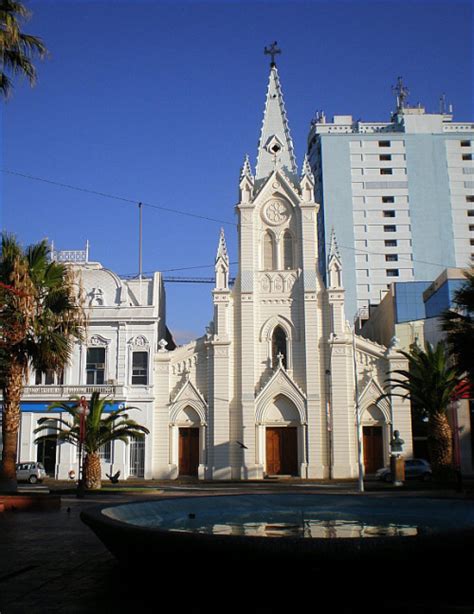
[
  {"left": 16, "top": 462, "right": 46, "bottom": 484},
  {"left": 375, "top": 458, "right": 432, "bottom": 483}
]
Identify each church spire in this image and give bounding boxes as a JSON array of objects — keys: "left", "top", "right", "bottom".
[
  {"left": 255, "top": 48, "right": 297, "bottom": 183},
  {"left": 215, "top": 228, "right": 229, "bottom": 290},
  {"left": 240, "top": 154, "right": 254, "bottom": 182},
  {"left": 327, "top": 227, "right": 343, "bottom": 289}
]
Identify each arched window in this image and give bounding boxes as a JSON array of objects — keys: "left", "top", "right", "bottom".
[
  {"left": 283, "top": 231, "right": 294, "bottom": 270},
  {"left": 263, "top": 231, "right": 275, "bottom": 270},
  {"left": 272, "top": 326, "right": 287, "bottom": 369}
]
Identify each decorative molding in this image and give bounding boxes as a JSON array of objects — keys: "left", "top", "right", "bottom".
[
  {"left": 128, "top": 335, "right": 150, "bottom": 349},
  {"left": 89, "top": 334, "right": 111, "bottom": 347},
  {"left": 214, "top": 347, "right": 229, "bottom": 357},
  {"left": 261, "top": 299, "right": 293, "bottom": 305},
  {"left": 261, "top": 199, "right": 290, "bottom": 226},
  {"left": 258, "top": 271, "right": 297, "bottom": 294},
  {"left": 240, "top": 271, "right": 254, "bottom": 292},
  {"left": 303, "top": 270, "right": 317, "bottom": 291}
]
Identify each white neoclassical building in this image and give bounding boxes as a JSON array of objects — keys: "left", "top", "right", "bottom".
[
  {"left": 7, "top": 62, "right": 413, "bottom": 481},
  {"left": 10, "top": 252, "right": 169, "bottom": 480},
  {"left": 152, "top": 63, "right": 413, "bottom": 480}
]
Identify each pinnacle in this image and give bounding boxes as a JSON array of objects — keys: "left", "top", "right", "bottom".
[
  {"left": 328, "top": 227, "right": 342, "bottom": 262},
  {"left": 240, "top": 154, "right": 254, "bottom": 182},
  {"left": 301, "top": 154, "right": 314, "bottom": 182},
  {"left": 216, "top": 228, "right": 229, "bottom": 265}
]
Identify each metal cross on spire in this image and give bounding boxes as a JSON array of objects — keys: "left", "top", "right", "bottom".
[{"left": 264, "top": 41, "right": 281, "bottom": 67}]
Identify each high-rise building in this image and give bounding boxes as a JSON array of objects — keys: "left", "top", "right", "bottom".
[{"left": 307, "top": 81, "right": 474, "bottom": 320}]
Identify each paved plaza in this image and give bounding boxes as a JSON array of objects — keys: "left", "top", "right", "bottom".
[{"left": 1, "top": 481, "right": 473, "bottom": 613}]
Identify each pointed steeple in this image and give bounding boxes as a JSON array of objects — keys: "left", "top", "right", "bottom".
[
  {"left": 215, "top": 228, "right": 229, "bottom": 290},
  {"left": 240, "top": 154, "right": 254, "bottom": 182},
  {"left": 327, "top": 227, "right": 343, "bottom": 289},
  {"left": 215, "top": 227, "right": 229, "bottom": 265},
  {"left": 301, "top": 154, "right": 314, "bottom": 182},
  {"left": 255, "top": 65, "right": 298, "bottom": 182}
]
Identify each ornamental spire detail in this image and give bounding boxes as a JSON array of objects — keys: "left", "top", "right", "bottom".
[
  {"left": 255, "top": 58, "right": 297, "bottom": 183},
  {"left": 240, "top": 154, "right": 254, "bottom": 182}
]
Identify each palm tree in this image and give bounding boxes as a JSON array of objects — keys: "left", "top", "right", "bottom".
[
  {"left": 442, "top": 267, "right": 474, "bottom": 387},
  {"left": 0, "top": 0, "right": 47, "bottom": 98},
  {"left": 34, "top": 392, "right": 150, "bottom": 490},
  {"left": 0, "top": 234, "right": 85, "bottom": 492},
  {"left": 383, "top": 341, "right": 462, "bottom": 479}
]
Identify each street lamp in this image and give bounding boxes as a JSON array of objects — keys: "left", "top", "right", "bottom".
[
  {"left": 352, "top": 315, "right": 365, "bottom": 493},
  {"left": 77, "top": 396, "right": 89, "bottom": 498}
]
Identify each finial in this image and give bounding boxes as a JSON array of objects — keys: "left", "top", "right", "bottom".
[
  {"left": 240, "top": 154, "right": 254, "bottom": 182},
  {"left": 158, "top": 338, "right": 168, "bottom": 352},
  {"left": 392, "top": 76, "right": 409, "bottom": 111},
  {"left": 216, "top": 228, "right": 229, "bottom": 264},
  {"left": 301, "top": 154, "right": 314, "bottom": 181},
  {"left": 328, "top": 227, "right": 341, "bottom": 261},
  {"left": 264, "top": 41, "right": 281, "bottom": 67}
]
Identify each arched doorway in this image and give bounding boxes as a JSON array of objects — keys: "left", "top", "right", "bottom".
[
  {"left": 264, "top": 395, "right": 300, "bottom": 476},
  {"left": 362, "top": 404, "right": 387, "bottom": 474},
  {"left": 176, "top": 406, "right": 202, "bottom": 477}
]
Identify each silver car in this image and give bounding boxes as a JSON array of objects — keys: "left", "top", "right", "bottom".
[
  {"left": 376, "top": 458, "right": 432, "bottom": 482},
  {"left": 16, "top": 462, "right": 46, "bottom": 484}
]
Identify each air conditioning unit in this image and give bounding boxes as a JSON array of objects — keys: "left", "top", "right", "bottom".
[
  {"left": 107, "top": 379, "right": 117, "bottom": 385},
  {"left": 96, "top": 364, "right": 105, "bottom": 369}
]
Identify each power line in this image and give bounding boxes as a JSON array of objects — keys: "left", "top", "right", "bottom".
[
  {"left": 3, "top": 167, "right": 457, "bottom": 271},
  {"left": 1, "top": 168, "right": 235, "bottom": 227}
]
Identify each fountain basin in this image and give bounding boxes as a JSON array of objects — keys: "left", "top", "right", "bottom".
[{"left": 81, "top": 493, "right": 474, "bottom": 568}]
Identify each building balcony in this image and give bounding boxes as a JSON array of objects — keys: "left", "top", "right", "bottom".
[{"left": 20, "top": 384, "right": 125, "bottom": 400}]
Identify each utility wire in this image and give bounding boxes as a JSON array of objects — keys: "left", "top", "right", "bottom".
[
  {"left": 3, "top": 167, "right": 457, "bottom": 271},
  {"left": 1, "top": 169, "right": 235, "bottom": 227}
]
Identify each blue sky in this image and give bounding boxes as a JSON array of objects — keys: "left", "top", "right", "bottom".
[{"left": 1, "top": 0, "right": 472, "bottom": 343}]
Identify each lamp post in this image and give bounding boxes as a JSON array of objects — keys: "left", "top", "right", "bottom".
[
  {"left": 352, "top": 316, "right": 365, "bottom": 493},
  {"left": 77, "top": 396, "right": 89, "bottom": 498}
]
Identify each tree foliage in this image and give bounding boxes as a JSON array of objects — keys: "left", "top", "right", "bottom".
[
  {"left": 0, "top": 234, "right": 86, "bottom": 491},
  {"left": 35, "top": 392, "right": 150, "bottom": 489},
  {"left": 0, "top": 0, "right": 47, "bottom": 97},
  {"left": 442, "top": 267, "right": 474, "bottom": 387},
  {"left": 382, "top": 342, "right": 462, "bottom": 477}
]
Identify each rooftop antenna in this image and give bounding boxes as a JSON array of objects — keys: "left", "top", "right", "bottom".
[
  {"left": 392, "top": 76, "right": 409, "bottom": 111},
  {"left": 138, "top": 202, "right": 143, "bottom": 280},
  {"left": 439, "top": 92, "right": 447, "bottom": 114}
]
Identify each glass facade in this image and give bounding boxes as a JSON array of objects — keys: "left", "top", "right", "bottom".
[{"left": 394, "top": 281, "right": 431, "bottom": 323}]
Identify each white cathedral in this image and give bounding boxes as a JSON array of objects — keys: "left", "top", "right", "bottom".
[
  {"left": 152, "top": 63, "right": 413, "bottom": 480},
  {"left": 13, "top": 61, "right": 413, "bottom": 481}
]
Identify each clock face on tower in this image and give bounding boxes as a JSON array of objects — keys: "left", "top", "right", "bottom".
[{"left": 262, "top": 199, "right": 289, "bottom": 226}]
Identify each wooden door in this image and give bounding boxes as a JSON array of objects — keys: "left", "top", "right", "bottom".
[
  {"left": 179, "top": 428, "right": 199, "bottom": 476},
  {"left": 363, "top": 426, "right": 383, "bottom": 474},
  {"left": 266, "top": 427, "right": 298, "bottom": 476}
]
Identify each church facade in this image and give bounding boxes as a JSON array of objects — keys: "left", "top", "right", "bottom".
[
  {"left": 152, "top": 64, "right": 413, "bottom": 480},
  {"left": 5, "top": 62, "right": 413, "bottom": 481}
]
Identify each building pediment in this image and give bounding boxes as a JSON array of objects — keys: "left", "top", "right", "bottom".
[
  {"left": 252, "top": 169, "right": 301, "bottom": 208},
  {"left": 169, "top": 378, "right": 208, "bottom": 426},
  {"left": 358, "top": 377, "right": 391, "bottom": 423},
  {"left": 255, "top": 366, "right": 306, "bottom": 425}
]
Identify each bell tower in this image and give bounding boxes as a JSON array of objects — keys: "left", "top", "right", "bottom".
[{"left": 232, "top": 49, "right": 326, "bottom": 479}]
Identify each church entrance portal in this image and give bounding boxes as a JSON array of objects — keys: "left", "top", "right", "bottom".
[
  {"left": 266, "top": 427, "right": 298, "bottom": 476},
  {"left": 363, "top": 426, "right": 383, "bottom": 474},
  {"left": 179, "top": 428, "right": 199, "bottom": 477}
]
